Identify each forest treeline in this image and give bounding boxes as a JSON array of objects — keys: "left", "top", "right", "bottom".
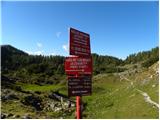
[{"left": 1, "top": 45, "right": 159, "bottom": 84}]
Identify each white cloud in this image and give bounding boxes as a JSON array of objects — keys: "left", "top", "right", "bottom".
[
  {"left": 62, "top": 44, "right": 68, "bottom": 52},
  {"left": 25, "top": 51, "right": 33, "bottom": 55},
  {"left": 56, "top": 32, "right": 61, "bottom": 38},
  {"left": 34, "top": 51, "right": 43, "bottom": 55},
  {"left": 50, "top": 52, "right": 56, "bottom": 56},
  {"left": 37, "top": 42, "right": 42, "bottom": 48},
  {"left": 25, "top": 50, "right": 43, "bottom": 55}
]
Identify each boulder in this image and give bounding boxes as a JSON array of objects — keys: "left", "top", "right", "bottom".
[
  {"left": 2, "top": 92, "right": 19, "bottom": 101},
  {"left": 1, "top": 113, "right": 7, "bottom": 119},
  {"left": 7, "top": 113, "right": 13, "bottom": 117},
  {"left": 21, "top": 95, "right": 43, "bottom": 111},
  {"left": 22, "top": 114, "right": 32, "bottom": 119},
  {"left": 54, "top": 107, "right": 62, "bottom": 112},
  {"left": 12, "top": 114, "right": 20, "bottom": 119}
]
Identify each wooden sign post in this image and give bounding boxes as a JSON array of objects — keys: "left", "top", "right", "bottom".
[{"left": 65, "top": 28, "right": 92, "bottom": 119}]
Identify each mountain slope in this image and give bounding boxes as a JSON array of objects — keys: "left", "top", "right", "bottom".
[
  {"left": 1, "top": 45, "right": 28, "bottom": 56},
  {"left": 1, "top": 45, "right": 28, "bottom": 71},
  {"left": 83, "top": 61, "right": 159, "bottom": 119},
  {"left": 1, "top": 44, "right": 158, "bottom": 76},
  {"left": 1, "top": 45, "right": 125, "bottom": 78},
  {"left": 1, "top": 44, "right": 159, "bottom": 119}
]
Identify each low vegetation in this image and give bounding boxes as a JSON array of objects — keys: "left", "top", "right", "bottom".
[{"left": 1, "top": 45, "right": 159, "bottom": 119}]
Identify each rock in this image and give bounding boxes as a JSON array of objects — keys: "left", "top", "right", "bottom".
[
  {"left": 12, "top": 115, "right": 16, "bottom": 119},
  {"left": 141, "top": 79, "right": 149, "bottom": 85},
  {"left": 7, "top": 113, "right": 13, "bottom": 117},
  {"left": 1, "top": 113, "right": 7, "bottom": 119},
  {"left": 129, "top": 94, "right": 135, "bottom": 98},
  {"left": 50, "top": 103, "right": 56, "bottom": 110},
  {"left": 71, "top": 103, "right": 75, "bottom": 107},
  {"left": 2, "top": 93, "right": 19, "bottom": 101},
  {"left": 15, "top": 86, "right": 22, "bottom": 91},
  {"left": 35, "top": 91, "right": 41, "bottom": 94},
  {"left": 21, "top": 95, "right": 43, "bottom": 111},
  {"left": 12, "top": 114, "right": 20, "bottom": 118},
  {"left": 22, "top": 114, "right": 31, "bottom": 119},
  {"left": 1, "top": 76, "right": 15, "bottom": 88},
  {"left": 43, "top": 100, "right": 57, "bottom": 111},
  {"left": 64, "top": 102, "right": 69, "bottom": 107},
  {"left": 1, "top": 89, "right": 19, "bottom": 101},
  {"left": 54, "top": 107, "right": 62, "bottom": 112},
  {"left": 149, "top": 75, "right": 153, "bottom": 78},
  {"left": 152, "top": 84, "right": 156, "bottom": 88},
  {"left": 1, "top": 89, "right": 10, "bottom": 94}
]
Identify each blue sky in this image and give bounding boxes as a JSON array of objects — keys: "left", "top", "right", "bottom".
[{"left": 1, "top": 1, "right": 158, "bottom": 59}]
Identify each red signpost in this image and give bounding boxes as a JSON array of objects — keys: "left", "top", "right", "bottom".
[
  {"left": 65, "top": 28, "right": 92, "bottom": 119},
  {"left": 68, "top": 76, "right": 92, "bottom": 96},
  {"left": 76, "top": 96, "right": 81, "bottom": 119},
  {"left": 70, "top": 28, "right": 91, "bottom": 57},
  {"left": 65, "top": 56, "right": 92, "bottom": 75}
]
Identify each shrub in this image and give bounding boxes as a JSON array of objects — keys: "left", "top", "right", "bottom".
[
  {"left": 21, "top": 95, "right": 43, "bottom": 111},
  {"left": 142, "top": 57, "right": 159, "bottom": 68},
  {"left": 15, "top": 85, "right": 22, "bottom": 91}
]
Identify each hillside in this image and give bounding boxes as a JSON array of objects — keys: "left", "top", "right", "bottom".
[
  {"left": 1, "top": 45, "right": 159, "bottom": 119},
  {"left": 83, "top": 61, "right": 159, "bottom": 118},
  {"left": 2, "top": 45, "right": 158, "bottom": 77}
]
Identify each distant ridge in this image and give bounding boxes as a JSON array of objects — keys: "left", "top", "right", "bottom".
[
  {"left": 1, "top": 44, "right": 159, "bottom": 75},
  {"left": 1, "top": 44, "right": 28, "bottom": 56}
]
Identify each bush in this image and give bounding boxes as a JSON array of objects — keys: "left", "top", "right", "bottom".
[
  {"left": 35, "top": 91, "right": 41, "bottom": 94},
  {"left": 21, "top": 95, "right": 43, "bottom": 111},
  {"left": 14, "top": 85, "right": 22, "bottom": 91},
  {"left": 142, "top": 57, "right": 159, "bottom": 68}
]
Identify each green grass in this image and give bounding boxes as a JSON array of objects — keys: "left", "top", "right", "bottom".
[
  {"left": 16, "top": 82, "right": 65, "bottom": 92},
  {"left": 2, "top": 100, "right": 71, "bottom": 119},
  {"left": 136, "top": 79, "right": 159, "bottom": 103},
  {"left": 1, "top": 100, "right": 35, "bottom": 118},
  {"left": 82, "top": 72, "right": 159, "bottom": 119},
  {"left": 3, "top": 71, "right": 158, "bottom": 119},
  {"left": 2, "top": 63, "right": 159, "bottom": 119}
]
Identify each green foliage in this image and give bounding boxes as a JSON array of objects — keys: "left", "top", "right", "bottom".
[
  {"left": 142, "top": 57, "right": 159, "bottom": 68},
  {"left": 1, "top": 44, "right": 159, "bottom": 119},
  {"left": 1, "top": 45, "right": 65, "bottom": 85},
  {"left": 92, "top": 53, "right": 124, "bottom": 75},
  {"left": 125, "top": 47, "right": 159, "bottom": 66},
  {"left": 21, "top": 95, "right": 43, "bottom": 111},
  {"left": 17, "top": 82, "right": 63, "bottom": 92},
  {"left": 14, "top": 85, "right": 22, "bottom": 92},
  {"left": 1, "top": 45, "right": 159, "bottom": 83},
  {"left": 83, "top": 71, "right": 159, "bottom": 119}
]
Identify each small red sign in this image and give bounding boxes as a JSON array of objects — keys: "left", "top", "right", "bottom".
[
  {"left": 68, "top": 76, "right": 92, "bottom": 96},
  {"left": 70, "top": 28, "right": 91, "bottom": 57},
  {"left": 65, "top": 56, "right": 92, "bottom": 75}
]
